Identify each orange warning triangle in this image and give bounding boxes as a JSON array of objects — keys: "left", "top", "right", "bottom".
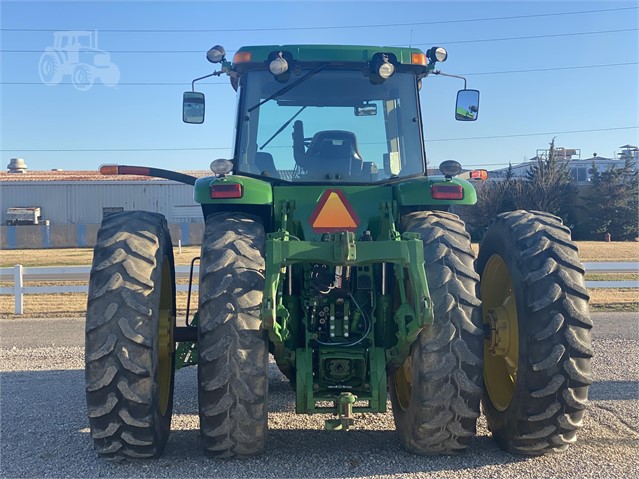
[{"left": 309, "top": 189, "right": 360, "bottom": 233}]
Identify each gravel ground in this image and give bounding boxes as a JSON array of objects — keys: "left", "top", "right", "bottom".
[{"left": 0, "top": 314, "right": 637, "bottom": 479}]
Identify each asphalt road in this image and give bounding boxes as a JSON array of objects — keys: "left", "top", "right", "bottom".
[{"left": 1, "top": 313, "right": 637, "bottom": 478}]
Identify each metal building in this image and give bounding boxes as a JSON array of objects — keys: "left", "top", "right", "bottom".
[
  {"left": 0, "top": 168, "right": 210, "bottom": 249},
  {"left": 0, "top": 170, "right": 207, "bottom": 225}
]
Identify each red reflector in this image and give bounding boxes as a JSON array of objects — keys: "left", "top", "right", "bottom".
[
  {"left": 432, "top": 184, "right": 463, "bottom": 200},
  {"left": 210, "top": 183, "right": 242, "bottom": 199},
  {"left": 99, "top": 164, "right": 119, "bottom": 175}
]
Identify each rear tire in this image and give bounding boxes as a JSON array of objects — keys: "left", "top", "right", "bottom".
[
  {"left": 197, "top": 213, "right": 269, "bottom": 457},
  {"left": 389, "top": 211, "right": 483, "bottom": 454},
  {"left": 85, "top": 211, "right": 176, "bottom": 459},
  {"left": 477, "top": 210, "right": 592, "bottom": 455},
  {"left": 38, "top": 52, "right": 62, "bottom": 85}
]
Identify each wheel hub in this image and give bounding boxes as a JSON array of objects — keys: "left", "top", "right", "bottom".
[
  {"left": 481, "top": 254, "right": 520, "bottom": 411},
  {"left": 487, "top": 306, "right": 510, "bottom": 357}
]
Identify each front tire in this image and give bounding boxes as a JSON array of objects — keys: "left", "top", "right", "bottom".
[
  {"left": 477, "top": 210, "right": 592, "bottom": 455},
  {"left": 85, "top": 211, "right": 176, "bottom": 459},
  {"left": 389, "top": 211, "right": 483, "bottom": 454},
  {"left": 197, "top": 213, "right": 269, "bottom": 457},
  {"left": 72, "top": 64, "right": 94, "bottom": 91}
]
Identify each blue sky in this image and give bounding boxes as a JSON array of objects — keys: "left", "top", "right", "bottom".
[{"left": 1, "top": 0, "right": 637, "bottom": 172}]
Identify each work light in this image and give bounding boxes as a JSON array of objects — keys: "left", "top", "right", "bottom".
[
  {"left": 269, "top": 53, "right": 289, "bottom": 76},
  {"left": 206, "top": 45, "right": 226, "bottom": 64}
]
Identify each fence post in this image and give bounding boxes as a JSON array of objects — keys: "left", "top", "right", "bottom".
[{"left": 14, "top": 264, "right": 23, "bottom": 315}]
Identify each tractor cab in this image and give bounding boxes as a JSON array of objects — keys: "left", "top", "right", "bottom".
[{"left": 184, "top": 45, "right": 479, "bottom": 184}]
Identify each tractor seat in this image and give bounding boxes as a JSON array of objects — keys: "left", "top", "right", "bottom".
[
  {"left": 254, "top": 152, "right": 280, "bottom": 179},
  {"left": 305, "top": 131, "right": 363, "bottom": 178}
]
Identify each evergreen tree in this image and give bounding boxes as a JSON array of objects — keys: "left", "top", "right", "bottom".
[
  {"left": 586, "top": 158, "right": 639, "bottom": 240},
  {"left": 518, "top": 138, "right": 576, "bottom": 220}
]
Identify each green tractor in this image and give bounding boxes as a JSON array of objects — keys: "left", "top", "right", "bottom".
[{"left": 85, "top": 44, "right": 592, "bottom": 459}]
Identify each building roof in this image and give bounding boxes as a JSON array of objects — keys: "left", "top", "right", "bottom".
[{"left": 0, "top": 170, "right": 212, "bottom": 182}]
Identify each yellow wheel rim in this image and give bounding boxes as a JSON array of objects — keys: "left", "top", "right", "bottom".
[
  {"left": 158, "top": 257, "right": 174, "bottom": 416},
  {"left": 481, "top": 254, "right": 519, "bottom": 411},
  {"left": 394, "top": 354, "right": 413, "bottom": 411}
]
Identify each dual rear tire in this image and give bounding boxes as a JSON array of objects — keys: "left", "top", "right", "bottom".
[
  {"left": 389, "top": 210, "right": 592, "bottom": 456},
  {"left": 85, "top": 211, "right": 269, "bottom": 460},
  {"left": 477, "top": 210, "right": 592, "bottom": 454}
]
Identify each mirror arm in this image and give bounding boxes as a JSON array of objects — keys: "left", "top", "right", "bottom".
[
  {"left": 433, "top": 70, "right": 467, "bottom": 90},
  {"left": 191, "top": 72, "right": 217, "bottom": 92},
  {"left": 191, "top": 61, "right": 233, "bottom": 91}
]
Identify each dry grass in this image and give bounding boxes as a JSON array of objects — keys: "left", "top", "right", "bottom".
[
  {"left": 469, "top": 241, "right": 639, "bottom": 262},
  {"left": 574, "top": 241, "right": 639, "bottom": 262},
  {"left": 1, "top": 291, "right": 199, "bottom": 321},
  {"left": 589, "top": 288, "right": 639, "bottom": 312},
  {"left": 1, "top": 246, "right": 202, "bottom": 268}
]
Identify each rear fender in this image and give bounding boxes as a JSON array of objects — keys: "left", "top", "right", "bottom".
[
  {"left": 194, "top": 175, "right": 273, "bottom": 205},
  {"left": 394, "top": 176, "right": 478, "bottom": 206}
]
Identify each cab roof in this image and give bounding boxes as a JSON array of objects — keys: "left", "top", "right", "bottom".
[{"left": 233, "top": 44, "right": 427, "bottom": 64}]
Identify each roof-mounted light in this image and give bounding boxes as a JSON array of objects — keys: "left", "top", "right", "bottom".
[
  {"left": 370, "top": 53, "right": 396, "bottom": 81},
  {"left": 378, "top": 54, "right": 395, "bottom": 79},
  {"left": 426, "top": 46, "right": 448, "bottom": 63},
  {"left": 206, "top": 45, "right": 226, "bottom": 64},
  {"left": 411, "top": 52, "right": 427, "bottom": 65},
  {"left": 233, "top": 51, "right": 252, "bottom": 63},
  {"left": 269, "top": 52, "right": 289, "bottom": 76}
]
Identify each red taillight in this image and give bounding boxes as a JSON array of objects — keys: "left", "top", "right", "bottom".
[
  {"left": 210, "top": 183, "right": 243, "bottom": 199},
  {"left": 431, "top": 184, "right": 463, "bottom": 200}
]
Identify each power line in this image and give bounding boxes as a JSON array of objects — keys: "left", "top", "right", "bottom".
[
  {"left": 3, "top": 127, "right": 637, "bottom": 152},
  {"left": 2, "top": 28, "right": 636, "bottom": 53},
  {"left": 1, "top": 6, "right": 636, "bottom": 33},
  {"left": 2, "top": 61, "right": 636, "bottom": 86},
  {"left": 459, "top": 62, "right": 638, "bottom": 76},
  {"left": 425, "top": 126, "right": 639, "bottom": 142},
  {"left": 413, "top": 27, "right": 639, "bottom": 46}
]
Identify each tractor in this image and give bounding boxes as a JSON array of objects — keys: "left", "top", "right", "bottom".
[
  {"left": 39, "top": 31, "right": 120, "bottom": 91},
  {"left": 85, "top": 44, "right": 592, "bottom": 459}
]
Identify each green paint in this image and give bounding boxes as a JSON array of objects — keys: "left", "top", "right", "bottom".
[
  {"left": 180, "top": 43, "right": 481, "bottom": 427},
  {"left": 194, "top": 175, "right": 273, "bottom": 205},
  {"left": 262, "top": 197, "right": 433, "bottom": 415},
  {"left": 234, "top": 44, "right": 430, "bottom": 66},
  {"left": 394, "top": 176, "right": 478, "bottom": 205},
  {"left": 175, "top": 314, "right": 199, "bottom": 370}
]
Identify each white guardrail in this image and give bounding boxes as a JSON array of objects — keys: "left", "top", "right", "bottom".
[{"left": 1, "top": 262, "right": 638, "bottom": 315}]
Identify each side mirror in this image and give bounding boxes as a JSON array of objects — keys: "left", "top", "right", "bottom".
[
  {"left": 183, "top": 91, "right": 205, "bottom": 124},
  {"left": 455, "top": 89, "right": 480, "bottom": 121}
]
